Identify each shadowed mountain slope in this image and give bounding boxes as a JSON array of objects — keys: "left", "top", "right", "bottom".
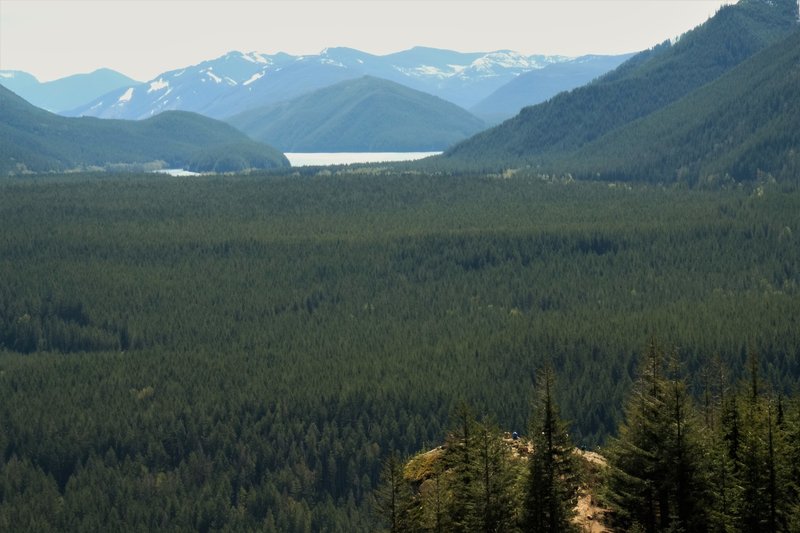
[
  {"left": 0, "top": 85, "right": 288, "bottom": 174},
  {"left": 227, "top": 76, "right": 485, "bottom": 152}
]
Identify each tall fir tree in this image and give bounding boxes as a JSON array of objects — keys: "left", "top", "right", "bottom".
[
  {"left": 444, "top": 402, "right": 479, "bottom": 533},
  {"left": 474, "top": 419, "right": 521, "bottom": 532},
  {"left": 736, "top": 349, "right": 793, "bottom": 532},
  {"left": 522, "top": 364, "right": 579, "bottom": 532},
  {"left": 663, "top": 353, "right": 712, "bottom": 531},
  {"left": 375, "top": 451, "right": 413, "bottom": 533},
  {"left": 603, "top": 340, "right": 670, "bottom": 532},
  {"left": 702, "top": 359, "right": 741, "bottom": 532},
  {"left": 603, "top": 340, "right": 711, "bottom": 532}
]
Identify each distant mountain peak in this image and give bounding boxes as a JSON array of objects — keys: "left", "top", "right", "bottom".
[
  {"left": 468, "top": 51, "right": 538, "bottom": 73},
  {"left": 66, "top": 45, "right": 629, "bottom": 119},
  {"left": 239, "top": 51, "right": 272, "bottom": 65},
  {"left": 1, "top": 68, "right": 137, "bottom": 113},
  {"left": 227, "top": 75, "right": 485, "bottom": 152}
]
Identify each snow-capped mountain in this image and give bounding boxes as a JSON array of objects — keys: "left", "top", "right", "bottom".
[
  {"left": 68, "top": 52, "right": 297, "bottom": 120},
  {"left": 67, "top": 47, "right": 600, "bottom": 120}
]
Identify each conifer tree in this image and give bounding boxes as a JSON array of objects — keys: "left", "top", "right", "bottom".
[
  {"left": 603, "top": 341, "right": 711, "bottom": 532},
  {"left": 444, "top": 402, "right": 479, "bottom": 533},
  {"left": 736, "top": 350, "right": 793, "bottom": 532},
  {"left": 522, "top": 365, "right": 579, "bottom": 532},
  {"left": 738, "top": 349, "right": 769, "bottom": 531},
  {"left": 603, "top": 340, "right": 670, "bottom": 532},
  {"left": 785, "top": 397, "right": 800, "bottom": 531},
  {"left": 705, "top": 424, "right": 740, "bottom": 532},
  {"left": 437, "top": 405, "right": 522, "bottom": 532},
  {"left": 663, "top": 354, "right": 712, "bottom": 531},
  {"left": 702, "top": 360, "right": 740, "bottom": 532},
  {"left": 474, "top": 419, "right": 520, "bottom": 532},
  {"left": 376, "top": 451, "right": 413, "bottom": 533}
]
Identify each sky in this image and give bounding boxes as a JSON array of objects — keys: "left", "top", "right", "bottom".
[{"left": 1, "top": 0, "right": 736, "bottom": 82}]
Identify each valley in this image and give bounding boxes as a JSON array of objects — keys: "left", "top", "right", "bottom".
[{"left": 1, "top": 0, "right": 799, "bottom": 531}]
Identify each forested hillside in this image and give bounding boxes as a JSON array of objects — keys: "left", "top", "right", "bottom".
[
  {"left": 227, "top": 76, "right": 485, "bottom": 152},
  {"left": 0, "top": 85, "right": 289, "bottom": 174},
  {"left": 441, "top": 0, "right": 799, "bottom": 172},
  {"left": 470, "top": 53, "right": 633, "bottom": 124},
  {"left": 557, "top": 29, "right": 800, "bottom": 185},
  {"left": 1, "top": 172, "right": 798, "bottom": 530}
]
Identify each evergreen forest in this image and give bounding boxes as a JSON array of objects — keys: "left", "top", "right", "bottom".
[{"left": 1, "top": 171, "right": 799, "bottom": 531}]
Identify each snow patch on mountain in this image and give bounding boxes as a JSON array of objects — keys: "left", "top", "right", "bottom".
[
  {"left": 205, "top": 70, "right": 222, "bottom": 83},
  {"left": 392, "top": 52, "right": 569, "bottom": 82},
  {"left": 148, "top": 79, "right": 169, "bottom": 93},
  {"left": 243, "top": 72, "right": 265, "bottom": 86},
  {"left": 471, "top": 51, "right": 534, "bottom": 71},
  {"left": 460, "top": 52, "right": 550, "bottom": 79},
  {"left": 395, "top": 64, "right": 455, "bottom": 79},
  {"left": 240, "top": 51, "right": 270, "bottom": 64},
  {"left": 540, "top": 55, "right": 571, "bottom": 66},
  {"left": 117, "top": 87, "right": 134, "bottom": 103},
  {"left": 156, "top": 88, "right": 172, "bottom": 101},
  {"left": 320, "top": 58, "right": 346, "bottom": 68},
  {"left": 448, "top": 64, "right": 467, "bottom": 75}
]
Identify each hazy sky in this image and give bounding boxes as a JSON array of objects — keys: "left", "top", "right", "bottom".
[{"left": 1, "top": 0, "right": 735, "bottom": 82}]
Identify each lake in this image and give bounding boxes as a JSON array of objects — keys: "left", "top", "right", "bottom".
[
  {"left": 153, "top": 153, "right": 441, "bottom": 176},
  {"left": 284, "top": 152, "right": 441, "bottom": 167}
]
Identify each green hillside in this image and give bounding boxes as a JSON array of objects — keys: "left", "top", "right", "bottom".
[
  {"left": 562, "top": 29, "right": 800, "bottom": 184},
  {"left": 441, "top": 0, "right": 799, "bottom": 170},
  {"left": 470, "top": 54, "right": 633, "bottom": 124},
  {"left": 0, "top": 85, "right": 289, "bottom": 174},
  {"left": 227, "top": 76, "right": 485, "bottom": 152}
]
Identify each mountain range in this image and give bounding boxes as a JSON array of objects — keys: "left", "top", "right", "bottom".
[
  {"left": 0, "top": 68, "right": 138, "bottom": 113},
  {"left": 440, "top": 0, "right": 800, "bottom": 182},
  {"left": 0, "top": 47, "right": 632, "bottom": 157},
  {"left": 227, "top": 76, "right": 485, "bottom": 152},
  {"left": 0, "top": 84, "right": 288, "bottom": 175},
  {"left": 3, "top": 0, "right": 798, "bottom": 179},
  {"left": 63, "top": 47, "right": 629, "bottom": 122}
]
